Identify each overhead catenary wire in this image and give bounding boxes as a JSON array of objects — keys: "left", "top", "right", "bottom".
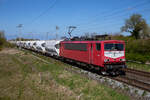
[
  {"left": 78, "top": 7, "right": 150, "bottom": 29},
  {"left": 24, "top": 0, "right": 150, "bottom": 39},
  {"left": 60, "top": 6, "right": 150, "bottom": 37},
  {"left": 27, "top": 0, "right": 58, "bottom": 25},
  {"left": 77, "top": 8, "right": 150, "bottom": 33},
  {"left": 75, "top": 3, "right": 150, "bottom": 35},
  {"left": 47, "top": 0, "right": 148, "bottom": 37},
  {"left": 23, "top": 0, "right": 59, "bottom": 39},
  {"left": 75, "top": 0, "right": 150, "bottom": 28},
  {"left": 61, "top": 1, "right": 150, "bottom": 37}
]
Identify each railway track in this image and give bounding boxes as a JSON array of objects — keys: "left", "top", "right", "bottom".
[
  {"left": 112, "top": 76, "right": 150, "bottom": 92},
  {"left": 123, "top": 68, "right": 150, "bottom": 78},
  {"left": 113, "top": 68, "right": 150, "bottom": 92},
  {"left": 23, "top": 48, "right": 150, "bottom": 93}
]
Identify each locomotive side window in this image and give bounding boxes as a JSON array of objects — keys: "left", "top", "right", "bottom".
[
  {"left": 96, "top": 43, "right": 101, "bottom": 51},
  {"left": 64, "top": 43, "right": 87, "bottom": 51},
  {"left": 104, "top": 43, "right": 124, "bottom": 51}
]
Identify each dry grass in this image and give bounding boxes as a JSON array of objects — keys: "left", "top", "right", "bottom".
[{"left": 0, "top": 49, "right": 76, "bottom": 100}]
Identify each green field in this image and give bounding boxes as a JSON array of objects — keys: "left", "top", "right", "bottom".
[{"left": 0, "top": 48, "right": 130, "bottom": 100}]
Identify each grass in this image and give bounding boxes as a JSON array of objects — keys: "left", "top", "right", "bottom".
[
  {"left": 0, "top": 48, "right": 130, "bottom": 100},
  {"left": 126, "top": 62, "right": 150, "bottom": 72}
]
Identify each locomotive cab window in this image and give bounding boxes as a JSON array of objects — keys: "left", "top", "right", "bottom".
[
  {"left": 104, "top": 43, "right": 124, "bottom": 51},
  {"left": 96, "top": 43, "right": 101, "bottom": 51}
]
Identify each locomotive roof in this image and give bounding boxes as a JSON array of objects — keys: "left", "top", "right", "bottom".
[{"left": 61, "top": 40, "right": 125, "bottom": 43}]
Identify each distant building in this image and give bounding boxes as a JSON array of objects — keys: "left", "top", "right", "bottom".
[{"left": 95, "top": 34, "right": 111, "bottom": 40}]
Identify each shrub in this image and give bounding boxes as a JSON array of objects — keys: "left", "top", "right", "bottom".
[
  {"left": 0, "top": 38, "right": 6, "bottom": 51},
  {"left": 112, "top": 35, "right": 150, "bottom": 62},
  {"left": 126, "top": 53, "right": 149, "bottom": 63},
  {"left": 0, "top": 31, "right": 15, "bottom": 50}
]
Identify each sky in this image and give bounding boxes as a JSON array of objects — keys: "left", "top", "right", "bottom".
[{"left": 0, "top": 0, "right": 150, "bottom": 40}]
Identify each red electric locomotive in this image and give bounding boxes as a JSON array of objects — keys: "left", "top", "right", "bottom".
[{"left": 60, "top": 40, "right": 126, "bottom": 75}]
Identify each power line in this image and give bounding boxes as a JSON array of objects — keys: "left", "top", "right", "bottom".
[
  {"left": 25, "top": 0, "right": 150, "bottom": 38},
  {"left": 70, "top": 0, "right": 150, "bottom": 36},
  {"left": 24, "top": 0, "right": 59, "bottom": 39},
  {"left": 29, "top": 0, "right": 58, "bottom": 25},
  {"left": 76, "top": 0, "right": 150, "bottom": 28},
  {"left": 75, "top": 9, "right": 150, "bottom": 35},
  {"left": 74, "top": 1, "right": 128, "bottom": 26},
  {"left": 76, "top": 7, "right": 150, "bottom": 33}
]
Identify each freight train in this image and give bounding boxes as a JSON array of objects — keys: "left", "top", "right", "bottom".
[{"left": 12, "top": 39, "right": 127, "bottom": 75}]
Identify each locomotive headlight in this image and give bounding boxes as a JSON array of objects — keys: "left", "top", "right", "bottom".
[
  {"left": 122, "top": 59, "right": 126, "bottom": 61},
  {"left": 120, "top": 59, "right": 126, "bottom": 61}
]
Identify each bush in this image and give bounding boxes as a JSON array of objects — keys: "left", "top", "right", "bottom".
[
  {"left": 112, "top": 35, "right": 150, "bottom": 63},
  {"left": 126, "top": 53, "right": 150, "bottom": 63},
  {"left": 126, "top": 39, "right": 150, "bottom": 63},
  {"left": 0, "top": 31, "right": 15, "bottom": 51},
  {"left": 0, "top": 38, "right": 6, "bottom": 51},
  {"left": 126, "top": 39, "right": 150, "bottom": 54}
]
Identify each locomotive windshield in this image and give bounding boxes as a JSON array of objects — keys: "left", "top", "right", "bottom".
[{"left": 104, "top": 43, "right": 124, "bottom": 51}]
